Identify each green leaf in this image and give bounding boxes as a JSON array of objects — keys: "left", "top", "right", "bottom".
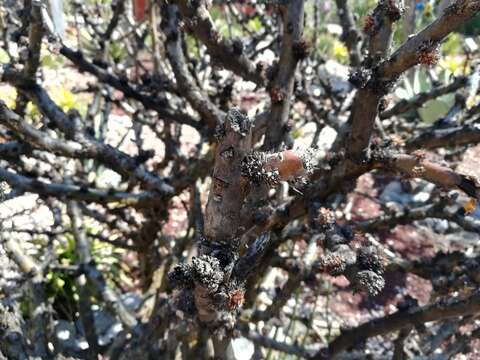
[
  {"left": 41, "top": 53, "right": 64, "bottom": 69},
  {"left": 442, "top": 33, "right": 463, "bottom": 55},
  {"left": 51, "top": 87, "right": 77, "bottom": 112},
  {"left": 418, "top": 95, "right": 454, "bottom": 123},
  {"left": 0, "top": 48, "right": 9, "bottom": 63},
  {"left": 413, "top": 69, "right": 431, "bottom": 94},
  {"left": 109, "top": 42, "right": 126, "bottom": 62},
  {"left": 247, "top": 17, "right": 262, "bottom": 32},
  {"left": 210, "top": 6, "right": 221, "bottom": 21}
]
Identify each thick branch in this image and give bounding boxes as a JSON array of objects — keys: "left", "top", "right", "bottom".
[
  {"left": 203, "top": 108, "right": 253, "bottom": 243},
  {"left": 376, "top": 0, "right": 480, "bottom": 83},
  {"left": 406, "top": 122, "right": 480, "bottom": 150},
  {"left": 335, "top": 0, "right": 362, "bottom": 66},
  {"left": 15, "top": 1, "right": 44, "bottom": 116},
  {"left": 262, "top": 0, "right": 305, "bottom": 150},
  {"left": 0, "top": 301, "right": 30, "bottom": 360},
  {"left": 377, "top": 153, "right": 480, "bottom": 200},
  {"left": 347, "top": 0, "right": 480, "bottom": 159},
  {"left": 365, "top": 0, "right": 399, "bottom": 65},
  {"left": 0, "top": 141, "right": 32, "bottom": 160},
  {"left": 346, "top": 0, "right": 401, "bottom": 159},
  {"left": 312, "top": 289, "right": 480, "bottom": 358},
  {"left": 2, "top": 236, "right": 49, "bottom": 358},
  {"left": 23, "top": 2, "right": 43, "bottom": 79}
]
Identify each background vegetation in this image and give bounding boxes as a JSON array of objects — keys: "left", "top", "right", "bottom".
[{"left": 0, "top": 0, "right": 480, "bottom": 359}]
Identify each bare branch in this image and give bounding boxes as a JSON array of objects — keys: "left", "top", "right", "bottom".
[
  {"left": 1, "top": 236, "right": 50, "bottom": 358},
  {"left": 67, "top": 201, "right": 138, "bottom": 330},
  {"left": 380, "top": 76, "right": 468, "bottom": 119},
  {"left": 236, "top": 323, "right": 312, "bottom": 358},
  {"left": 162, "top": 4, "right": 224, "bottom": 129},
  {"left": 313, "top": 289, "right": 480, "bottom": 359},
  {"left": 0, "top": 94, "right": 174, "bottom": 197},
  {"left": 172, "top": 0, "right": 264, "bottom": 86},
  {"left": 376, "top": 153, "right": 480, "bottom": 200},
  {"left": 67, "top": 200, "right": 100, "bottom": 358},
  {"left": 406, "top": 122, "right": 480, "bottom": 150},
  {"left": 262, "top": 0, "right": 305, "bottom": 150},
  {"left": 58, "top": 46, "right": 201, "bottom": 129},
  {"left": 335, "top": 0, "right": 362, "bottom": 66},
  {"left": 0, "top": 166, "right": 154, "bottom": 204}
]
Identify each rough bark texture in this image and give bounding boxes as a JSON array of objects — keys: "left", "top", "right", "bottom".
[
  {"left": 263, "top": 0, "right": 305, "bottom": 151},
  {"left": 2, "top": 0, "right": 480, "bottom": 358},
  {"left": 203, "top": 109, "right": 253, "bottom": 243}
]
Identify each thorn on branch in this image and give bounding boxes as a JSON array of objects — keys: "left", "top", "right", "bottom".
[
  {"left": 270, "top": 86, "right": 286, "bottom": 103},
  {"left": 227, "top": 288, "right": 245, "bottom": 311},
  {"left": 357, "top": 245, "right": 386, "bottom": 274},
  {"left": 362, "top": 15, "right": 376, "bottom": 34},
  {"left": 224, "top": 107, "right": 252, "bottom": 137},
  {"left": 169, "top": 262, "right": 194, "bottom": 289},
  {"left": 363, "top": 0, "right": 403, "bottom": 35},
  {"left": 241, "top": 152, "right": 280, "bottom": 186},
  {"left": 292, "top": 39, "right": 311, "bottom": 60},
  {"left": 354, "top": 270, "right": 385, "bottom": 296},
  {"left": 169, "top": 255, "right": 225, "bottom": 292},
  {"left": 317, "top": 252, "right": 347, "bottom": 275},
  {"left": 241, "top": 149, "right": 314, "bottom": 186},
  {"left": 384, "top": 0, "right": 403, "bottom": 21},
  {"left": 314, "top": 207, "right": 386, "bottom": 296},
  {"left": 191, "top": 255, "right": 224, "bottom": 291},
  {"left": 209, "top": 28, "right": 221, "bottom": 44},
  {"left": 348, "top": 68, "right": 370, "bottom": 88},
  {"left": 316, "top": 207, "right": 336, "bottom": 227},
  {"left": 417, "top": 41, "right": 440, "bottom": 66},
  {"left": 220, "top": 146, "right": 234, "bottom": 160},
  {"left": 232, "top": 39, "right": 244, "bottom": 55}
]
